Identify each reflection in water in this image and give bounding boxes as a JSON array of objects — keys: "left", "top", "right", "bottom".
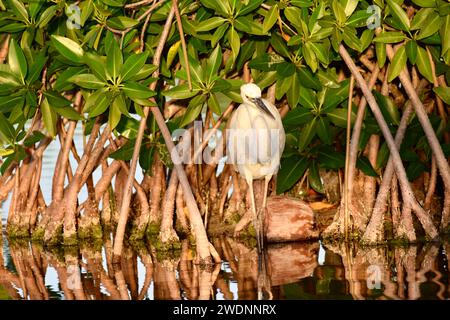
[{"left": 0, "top": 235, "right": 448, "bottom": 300}]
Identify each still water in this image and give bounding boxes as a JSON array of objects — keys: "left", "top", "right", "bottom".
[
  {"left": 0, "top": 234, "right": 449, "bottom": 300},
  {"left": 1, "top": 125, "right": 449, "bottom": 300}
]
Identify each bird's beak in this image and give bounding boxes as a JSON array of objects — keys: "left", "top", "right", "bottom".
[{"left": 253, "top": 98, "right": 275, "bottom": 119}]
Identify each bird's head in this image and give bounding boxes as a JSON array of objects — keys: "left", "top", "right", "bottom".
[{"left": 240, "top": 83, "right": 275, "bottom": 119}]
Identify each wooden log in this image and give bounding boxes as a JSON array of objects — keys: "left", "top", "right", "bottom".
[
  {"left": 265, "top": 196, "right": 318, "bottom": 242},
  {"left": 267, "top": 242, "right": 319, "bottom": 286}
]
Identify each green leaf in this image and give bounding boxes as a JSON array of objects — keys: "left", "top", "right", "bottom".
[
  {"left": 356, "top": 156, "right": 378, "bottom": 177},
  {"left": 211, "top": 78, "right": 232, "bottom": 92},
  {"left": 235, "top": 16, "right": 266, "bottom": 35},
  {"left": 303, "top": 42, "right": 318, "bottom": 71},
  {"left": 68, "top": 74, "right": 105, "bottom": 89},
  {"left": 283, "top": 107, "right": 314, "bottom": 126},
  {"left": 342, "top": 27, "right": 362, "bottom": 52},
  {"left": 373, "top": 31, "right": 407, "bottom": 43},
  {"left": 416, "top": 12, "right": 441, "bottom": 40},
  {"left": 297, "top": 67, "right": 321, "bottom": 90},
  {"left": 205, "top": 45, "right": 222, "bottom": 84},
  {"left": 375, "top": 42, "right": 386, "bottom": 67},
  {"left": 405, "top": 40, "right": 418, "bottom": 64},
  {"left": 255, "top": 71, "right": 277, "bottom": 89},
  {"left": 375, "top": 142, "right": 389, "bottom": 169},
  {"left": 270, "top": 33, "right": 290, "bottom": 58},
  {"left": 43, "top": 91, "right": 71, "bottom": 107},
  {"left": 309, "top": 42, "right": 329, "bottom": 65},
  {"left": 276, "top": 155, "right": 309, "bottom": 194},
  {"left": 27, "top": 51, "right": 47, "bottom": 83},
  {"left": 200, "top": 0, "right": 229, "bottom": 16},
  {"left": 317, "top": 116, "right": 332, "bottom": 144},
  {"left": 238, "top": 0, "right": 264, "bottom": 16},
  {"left": 285, "top": 6, "right": 304, "bottom": 31},
  {"left": 0, "top": 71, "right": 20, "bottom": 87},
  {"left": 197, "top": 17, "right": 227, "bottom": 32},
  {"left": 411, "top": 8, "right": 434, "bottom": 31},
  {"left": 433, "top": 87, "right": 450, "bottom": 105},
  {"left": 7, "top": 0, "right": 29, "bottom": 23},
  {"left": 287, "top": 72, "right": 300, "bottom": 108},
  {"left": 346, "top": 10, "right": 373, "bottom": 27},
  {"left": 211, "top": 23, "right": 229, "bottom": 48},
  {"left": 81, "top": 0, "right": 94, "bottom": 26},
  {"left": 276, "top": 62, "right": 296, "bottom": 78},
  {"left": 318, "top": 148, "right": 345, "bottom": 169},
  {"left": 89, "top": 92, "right": 112, "bottom": 118},
  {"left": 179, "top": 95, "right": 206, "bottom": 128},
  {"left": 386, "top": 0, "right": 410, "bottom": 31},
  {"left": 411, "top": 0, "right": 436, "bottom": 7},
  {"left": 387, "top": 45, "right": 407, "bottom": 82},
  {"left": 131, "top": 65, "right": 157, "bottom": 82},
  {"left": 298, "top": 117, "right": 317, "bottom": 152},
  {"left": 309, "top": 160, "right": 324, "bottom": 193},
  {"left": 53, "top": 105, "right": 84, "bottom": 121},
  {"left": 37, "top": 5, "right": 57, "bottom": 28},
  {"left": 276, "top": 76, "right": 291, "bottom": 100},
  {"left": 441, "top": 15, "right": 450, "bottom": 55},
  {"left": 416, "top": 46, "right": 434, "bottom": 83},
  {"left": 41, "top": 97, "right": 57, "bottom": 137},
  {"left": 122, "top": 82, "right": 155, "bottom": 99},
  {"left": 327, "top": 108, "right": 355, "bottom": 127},
  {"left": 110, "top": 138, "right": 136, "bottom": 161},
  {"left": 0, "top": 23, "right": 27, "bottom": 33},
  {"left": 0, "top": 112, "right": 15, "bottom": 143},
  {"left": 248, "top": 53, "right": 280, "bottom": 71},
  {"left": 8, "top": 39, "right": 27, "bottom": 82},
  {"left": 51, "top": 35, "right": 84, "bottom": 63},
  {"left": 299, "top": 87, "right": 316, "bottom": 109},
  {"left": 109, "top": 97, "right": 122, "bottom": 130},
  {"left": 106, "top": 39, "right": 123, "bottom": 81},
  {"left": 228, "top": 26, "right": 240, "bottom": 60},
  {"left": 373, "top": 91, "right": 400, "bottom": 125},
  {"left": 24, "top": 131, "right": 45, "bottom": 147},
  {"left": 121, "top": 51, "right": 149, "bottom": 82},
  {"left": 208, "top": 93, "right": 221, "bottom": 115},
  {"left": 263, "top": 4, "right": 279, "bottom": 34},
  {"left": 291, "top": 0, "right": 313, "bottom": 7},
  {"left": 406, "top": 161, "right": 427, "bottom": 181},
  {"left": 332, "top": 0, "right": 346, "bottom": 25},
  {"left": 84, "top": 52, "right": 107, "bottom": 81},
  {"left": 163, "top": 84, "right": 201, "bottom": 99},
  {"left": 106, "top": 16, "right": 139, "bottom": 30}
]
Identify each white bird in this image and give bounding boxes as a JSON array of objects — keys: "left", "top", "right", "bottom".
[{"left": 227, "top": 83, "right": 285, "bottom": 252}]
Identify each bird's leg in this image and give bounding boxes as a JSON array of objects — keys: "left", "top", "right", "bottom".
[
  {"left": 258, "top": 175, "right": 272, "bottom": 252},
  {"left": 245, "top": 175, "right": 261, "bottom": 253}
]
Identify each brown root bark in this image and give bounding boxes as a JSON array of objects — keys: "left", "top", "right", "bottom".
[
  {"left": 339, "top": 45, "right": 438, "bottom": 242},
  {"left": 158, "top": 170, "right": 180, "bottom": 246}
]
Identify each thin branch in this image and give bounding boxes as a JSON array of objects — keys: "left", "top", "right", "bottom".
[
  {"left": 172, "top": 0, "right": 192, "bottom": 90},
  {"left": 339, "top": 44, "right": 438, "bottom": 240},
  {"left": 344, "top": 75, "right": 355, "bottom": 240}
]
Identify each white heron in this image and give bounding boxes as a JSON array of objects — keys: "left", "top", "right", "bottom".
[{"left": 227, "top": 83, "right": 286, "bottom": 252}]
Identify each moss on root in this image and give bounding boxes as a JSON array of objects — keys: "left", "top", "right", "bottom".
[
  {"left": 63, "top": 233, "right": 78, "bottom": 246},
  {"left": 151, "top": 234, "right": 182, "bottom": 251},
  {"left": 146, "top": 222, "right": 160, "bottom": 236},
  {"left": 44, "top": 226, "right": 64, "bottom": 247},
  {"left": 321, "top": 231, "right": 362, "bottom": 244},
  {"left": 6, "top": 225, "right": 30, "bottom": 239},
  {"left": 78, "top": 224, "right": 103, "bottom": 240},
  {"left": 129, "top": 225, "right": 147, "bottom": 242},
  {"left": 31, "top": 227, "right": 45, "bottom": 242}
]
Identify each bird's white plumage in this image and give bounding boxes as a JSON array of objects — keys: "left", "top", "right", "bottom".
[
  {"left": 227, "top": 84, "right": 285, "bottom": 180},
  {"left": 226, "top": 83, "right": 285, "bottom": 299}
]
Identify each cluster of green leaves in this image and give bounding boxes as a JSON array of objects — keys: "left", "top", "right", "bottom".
[{"left": 0, "top": 0, "right": 449, "bottom": 194}]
